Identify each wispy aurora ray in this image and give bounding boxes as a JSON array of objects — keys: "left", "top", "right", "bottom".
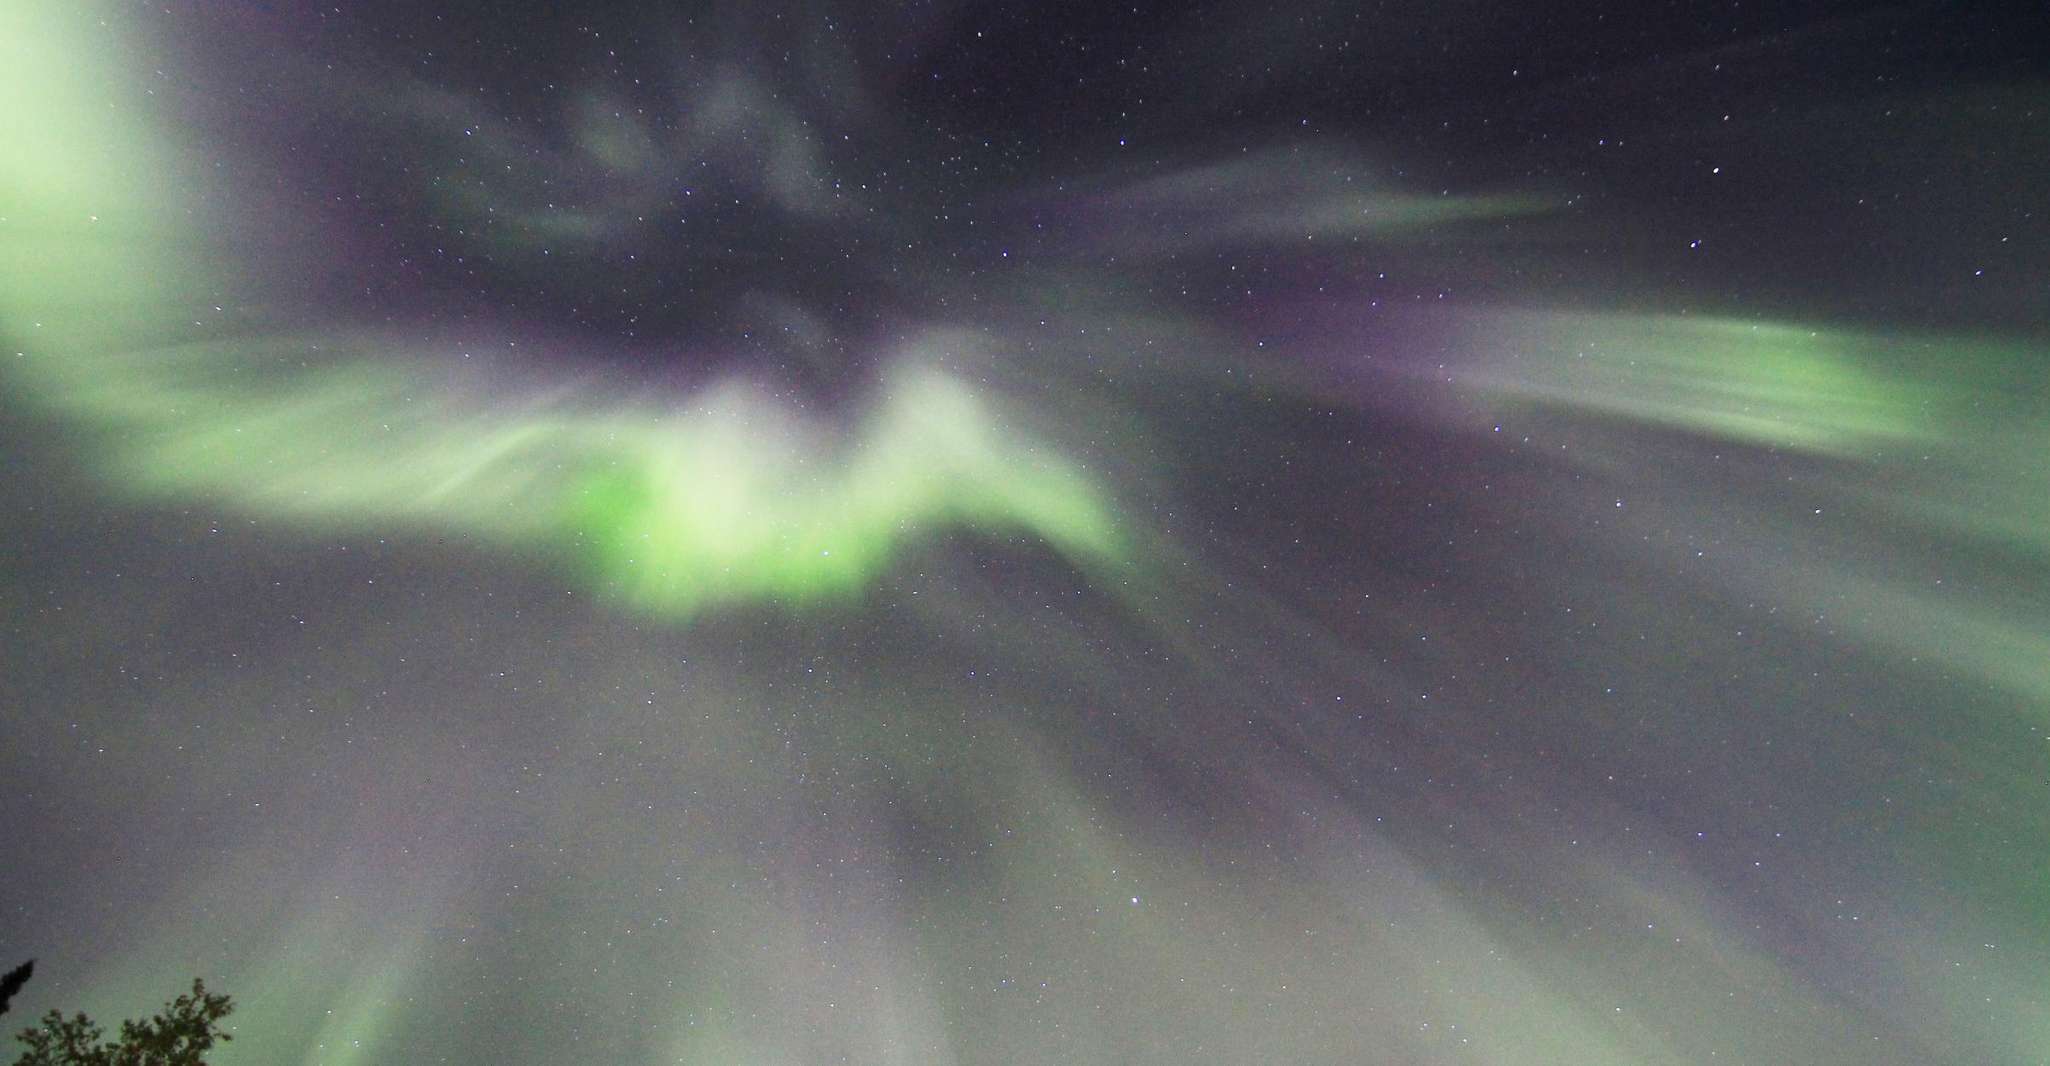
[
  {"left": 1451, "top": 312, "right": 1947, "bottom": 457},
  {"left": 9, "top": 333, "right": 1123, "bottom": 617},
  {"left": 0, "top": 2, "right": 1122, "bottom": 619},
  {"left": 7, "top": 1, "right": 2050, "bottom": 1064},
  {"left": 1441, "top": 309, "right": 2050, "bottom": 701}
]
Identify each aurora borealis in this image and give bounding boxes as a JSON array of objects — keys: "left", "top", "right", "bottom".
[{"left": 3, "top": 2, "right": 2047, "bottom": 1063}]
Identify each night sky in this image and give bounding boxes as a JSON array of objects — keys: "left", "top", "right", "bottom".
[{"left": 3, "top": 1, "right": 2048, "bottom": 1063}]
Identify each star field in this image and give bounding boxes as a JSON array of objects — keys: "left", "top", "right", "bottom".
[{"left": 2, "top": 2, "right": 2047, "bottom": 1063}]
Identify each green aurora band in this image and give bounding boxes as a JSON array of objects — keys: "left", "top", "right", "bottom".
[
  {"left": 6, "top": 3, "right": 2050, "bottom": 1064},
  {"left": 0, "top": 0, "right": 1122, "bottom": 620}
]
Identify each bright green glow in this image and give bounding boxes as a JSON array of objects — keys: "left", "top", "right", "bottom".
[
  {"left": 566, "top": 367, "right": 1124, "bottom": 613},
  {"left": 1463, "top": 312, "right": 1944, "bottom": 457},
  {"left": 9, "top": 336, "right": 1124, "bottom": 617},
  {"left": 0, "top": 0, "right": 1124, "bottom": 620},
  {"left": 0, "top": 0, "right": 199, "bottom": 340}
]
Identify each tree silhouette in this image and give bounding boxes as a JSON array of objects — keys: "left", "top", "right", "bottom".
[
  {"left": 10, "top": 979, "right": 231, "bottom": 1066},
  {"left": 0, "top": 962, "right": 30, "bottom": 1017}
]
